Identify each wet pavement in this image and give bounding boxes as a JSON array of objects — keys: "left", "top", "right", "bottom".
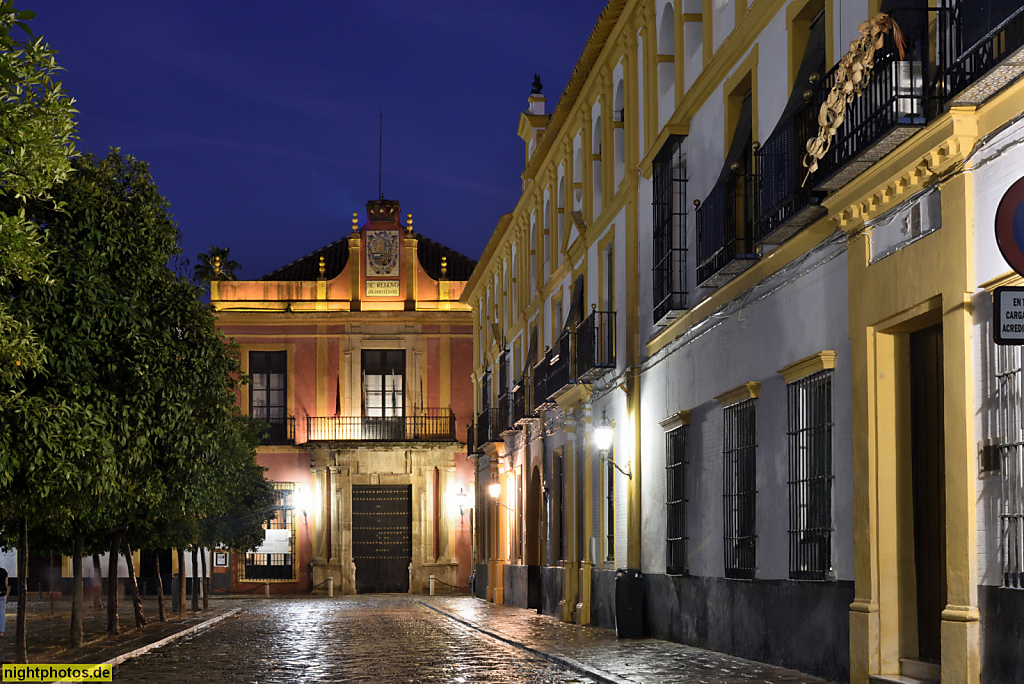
[
  {"left": 127, "top": 596, "right": 596, "bottom": 683},
  {"left": 3, "top": 594, "right": 836, "bottom": 682}
]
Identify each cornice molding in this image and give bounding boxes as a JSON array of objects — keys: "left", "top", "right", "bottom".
[
  {"left": 714, "top": 381, "right": 761, "bottom": 407},
  {"left": 778, "top": 351, "right": 837, "bottom": 384}
]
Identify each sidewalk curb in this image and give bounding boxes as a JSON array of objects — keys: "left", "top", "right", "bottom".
[
  {"left": 418, "top": 600, "right": 634, "bottom": 684},
  {"left": 104, "top": 608, "right": 241, "bottom": 668}
]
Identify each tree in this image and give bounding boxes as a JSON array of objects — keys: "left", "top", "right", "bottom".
[
  {"left": 193, "top": 246, "right": 241, "bottom": 286},
  {"left": 0, "top": 2, "right": 77, "bottom": 384}
]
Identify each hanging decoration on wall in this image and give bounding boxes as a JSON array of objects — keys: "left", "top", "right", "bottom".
[{"left": 802, "top": 13, "right": 905, "bottom": 186}]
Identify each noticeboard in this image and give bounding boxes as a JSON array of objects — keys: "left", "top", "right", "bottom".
[{"left": 994, "top": 286, "right": 1024, "bottom": 344}]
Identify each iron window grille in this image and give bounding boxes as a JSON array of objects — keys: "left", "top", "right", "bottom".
[
  {"left": 787, "top": 371, "right": 834, "bottom": 581},
  {"left": 666, "top": 426, "right": 688, "bottom": 575},
  {"left": 606, "top": 448, "right": 615, "bottom": 563},
  {"left": 995, "top": 344, "right": 1024, "bottom": 588},
  {"left": 652, "top": 135, "right": 688, "bottom": 323},
  {"left": 723, "top": 398, "right": 757, "bottom": 579},
  {"left": 243, "top": 483, "right": 296, "bottom": 581}
]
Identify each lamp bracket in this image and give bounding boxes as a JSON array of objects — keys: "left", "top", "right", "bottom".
[{"left": 600, "top": 454, "right": 632, "bottom": 480}]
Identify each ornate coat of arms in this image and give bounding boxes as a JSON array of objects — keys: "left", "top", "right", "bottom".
[{"left": 366, "top": 230, "right": 399, "bottom": 276}]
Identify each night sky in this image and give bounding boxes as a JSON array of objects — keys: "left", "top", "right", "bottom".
[{"left": 26, "top": 2, "right": 603, "bottom": 278}]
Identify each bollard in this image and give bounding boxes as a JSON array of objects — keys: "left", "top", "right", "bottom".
[
  {"left": 429, "top": 574, "right": 435, "bottom": 596},
  {"left": 327, "top": 576, "right": 333, "bottom": 598},
  {"left": 264, "top": 581, "right": 270, "bottom": 597},
  {"left": 140, "top": 581, "right": 146, "bottom": 600}
]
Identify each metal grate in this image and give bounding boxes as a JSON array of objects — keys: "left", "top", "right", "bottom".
[
  {"left": 606, "top": 450, "right": 615, "bottom": 563},
  {"left": 244, "top": 483, "right": 295, "bottom": 581},
  {"left": 666, "top": 426, "right": 688, "bottom": 575},
  {"left": 723, "top": 399, "right": 757, "bottom": 579},
  {"left": 996, "top": 345, "right": 1024, "bottom": 588},
  {"left": 652, "top": 135, "right": 688, "bottom": 322},
  {"left": 787, "top": 371, "right": 834, "bottom": 581}
]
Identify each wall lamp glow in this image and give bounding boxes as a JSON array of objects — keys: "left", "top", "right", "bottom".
[
  {"left": 488, "top": 480, "right": 513, "bottom": 511},
  {"left": 455, "top": 487, "right": 469, "bottom": 517},
  {"left": 596, "top": 408, "right": 631, "bottom": 479}
]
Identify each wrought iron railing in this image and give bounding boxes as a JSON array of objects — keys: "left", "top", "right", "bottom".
[
  {"left": 696, "top": 171, "right": 758, "bottom": 288},
  {"left": 497, "top": 391, "right": 511, "bottom": 434},
  {"left": 754, "top": 98, "right": 826, "bottom": 245},
  {"left": 547, "top": 329, "right": 574, "bottom": 398},
  {"left": 256, "top": 416, "right": 295, "bottom": 446},
  {"left": 475, "top": 408, "right": 501, "bottom": 449},
  {"left": 304, "top": 410, "right": 455, "bottom": 443},
  {"left": 511, "top": 372, "right": 533, "bottom": 424},
  {"left": 533, "top": 355, "right": 552, "bottom": 410},
  {"left": 807, "top": 22, "right": 928, "bottom": 189},
  {"left": 575, "top": 309, "right": 615, "bottom": 381},
  {"left": 941, "top": 1, "right": 1024, "bottom": 102}
]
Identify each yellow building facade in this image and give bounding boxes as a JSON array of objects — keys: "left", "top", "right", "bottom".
[{"left": 466, "top": 1, "right": 1024, "bottom": 682}]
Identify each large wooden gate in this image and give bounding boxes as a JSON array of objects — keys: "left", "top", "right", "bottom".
[{"left": 352, "top": 485, "right": 412, "bottom": 593}]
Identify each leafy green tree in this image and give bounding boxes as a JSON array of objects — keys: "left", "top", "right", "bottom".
[
  {"left": 193, "top": 246, "right": 241, "bottom": 286},
  {"left": 0, "top": 2, "right": 77, "bottom": 384}
]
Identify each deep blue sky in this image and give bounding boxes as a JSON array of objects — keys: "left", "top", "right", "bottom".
[{"left": 27, "top": 2, "right": 602, "bottom": 277}]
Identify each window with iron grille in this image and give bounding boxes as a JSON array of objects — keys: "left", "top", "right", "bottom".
[
  {"left": 606, "top": 448, "right": 615, "bottom": 563},
  {"left": 666, "top": 426, "right": 688, "bottom": 575},
  {"left": 652, "top": 135, "right": 688, "bottom": 323},
  {"left": 995, "top": 345, "right": 1024, "bottom": 588},
  {"left": 787, "top": 371, "right": 834, "bottom": 580},
  {"left": 723, "top": 399, "right": 757, "bottom": 579},
  {"left": 243, "top": 483, "right": 296, "bottom": 581}
]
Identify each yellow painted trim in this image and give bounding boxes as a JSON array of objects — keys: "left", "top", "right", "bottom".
[
  {"left": 735, "top": 0, "right": 747, "bottom": 32},
  {"left": 702, "top": 0, "right": 714, "bottom": 67},
  {"left": 597, "top": 224, "right": 616, "bottom": 311},
  {"left": 778, "top": 350, "right": 837, "bottom": 384},
  {"left": 659, "top": 409, "right": 691, "bottom": 430},
  {"left": 682, "top": 13, "right": 702, "bottom": 23},
  {"left": 638, "top": 123, "right": 689, "bottom": 178},
  {"left": 657, "top": 53, "right": 673, "bottom": 63},
  {"left": 555, "top": 382, "right": 593, "bottom": 410},
  {"left": 239, "top": 343, "right": 296, "bottom": 418},
  {"left": 722, "top": 43, "right": 758, "bottom": 154},
  {"left": 980, "top": 270, "right": 1024, "bottom": 292},
  {"left": 714, "top": 381, "right": 761, "bottom": 406}
]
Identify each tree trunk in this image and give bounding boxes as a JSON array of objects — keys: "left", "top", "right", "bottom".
[
  {"left": 70, "top": 535, "right": 84, "bottom": 648},
  {"left": 15, "top": 516, "right": 28, "bottom": 663},
  {"left": 155, "top": 553, "right": 165, "bottom": 622},
  {"left": 92, "top": 554, "right": 102, "bottom": 611},
  {"left": 176, "top": 548, "right": 186, "bottom": 615},
  {"left": 190, "top": 548, "right": 199, "bottom": 612},
  {"left": 106, "top": 530, "right": 123, "bottom": 636},
  {"left": 120, "top": 538, "right": 146, "bottom": 628},
  {"left": 200, "top": 548, "right": 209, "bottom": 610}
]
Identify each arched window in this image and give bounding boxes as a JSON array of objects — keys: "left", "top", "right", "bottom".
[{"left": 592, "top": 115, "right": 603, "bottom": 215}]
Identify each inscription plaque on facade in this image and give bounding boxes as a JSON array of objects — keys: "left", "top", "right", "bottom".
[{"left": 366, "top": 279, "right": 400, "bottom": 297}]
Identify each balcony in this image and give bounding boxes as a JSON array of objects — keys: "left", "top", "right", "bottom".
[
  {"left": 808, "top": 24, "right": 928, "bottom": 192},
  {"left": 497, "top": 390, "right": 512, "bottom": 435},
  {"left": 546, "top": 329, "right": 574, "bottom": 399},
  {"left": 942, "top": 2, "right": 1024, "bottom": 105},
  {"left": 754, "top": 103, "right": 827, "bottom": 246},
  {"left": 511, "top": 372, "right": 536, "bottom": 425},
  {"left": 696, "top": 171, "right": 759, "bottom": 288},
  {"left": 303, "top": 410, "right": 456, "bottom": 444},
  {"left": 575, "top": 308, "right": 615, "bottom": 381},
  {"left": 474, "top": 408, "right": 501, "bottom": 450},
  {"left": 533, "top": 354, "right": 554, "bottom": 411},
  {"left": 257, "top": 416, "right": 295, "bottom": 446}
]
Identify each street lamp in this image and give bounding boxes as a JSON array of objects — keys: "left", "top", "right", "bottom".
[
  {"left": 596, "top": 408, "right": 630, "bottom": 479},
  {"left": 489, "top": 479, "right": 513, "bottom": 511},
  {"left": 455, "top": 486, "right": 469, "bottom": 517}
]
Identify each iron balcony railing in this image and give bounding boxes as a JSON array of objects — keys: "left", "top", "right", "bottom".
[
  {"left": 257, "top": 416, "right": 296, "bottom": 446},
  {"left": 497, "top": 391, "right": 511, "bottom": 434},
  {"left": 475, "top": 408, "right": 501, "bottom": 449},
  {"left": 941, "top": 1, "right": 1024, "bottom": 103},
  {"left": 807, "top": 20, "right": 929, "bottom": 191},
  {"left": 575, "top": 308, "right": 615, "bottom": 381},
  {"left": 546, "top": 329, "right": 574, "bottom": 399},
  {"left": 533, "top": 354, "right": 553, "bottom": 411},
  {"left": 754, "top": 99, "right": 827, "bottom": 246},
  {"left": 696, "top": 170, "right": 758, "bottom": 288},
  {"left": 304, "top": 410, "right": 455, "bottom": 443},
  {"left": 511, "top": 371, "right": 534, "bottom": 424}
]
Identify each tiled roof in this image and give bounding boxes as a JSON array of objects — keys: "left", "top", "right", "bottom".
[{"left": 260, "top": 232, "right": 476, "bottom": 282}]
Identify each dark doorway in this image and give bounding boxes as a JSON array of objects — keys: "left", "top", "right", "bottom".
[
  {"left": 909, "top": 324, "right": 946, "bottom": 662},
  {"left": 352, "top": 485, "right": 412, "bottom": 593}
]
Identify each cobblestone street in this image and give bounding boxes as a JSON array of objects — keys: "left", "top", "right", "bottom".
[{"left": 117, "top": 596, "right": 831, "bottom": 683}]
